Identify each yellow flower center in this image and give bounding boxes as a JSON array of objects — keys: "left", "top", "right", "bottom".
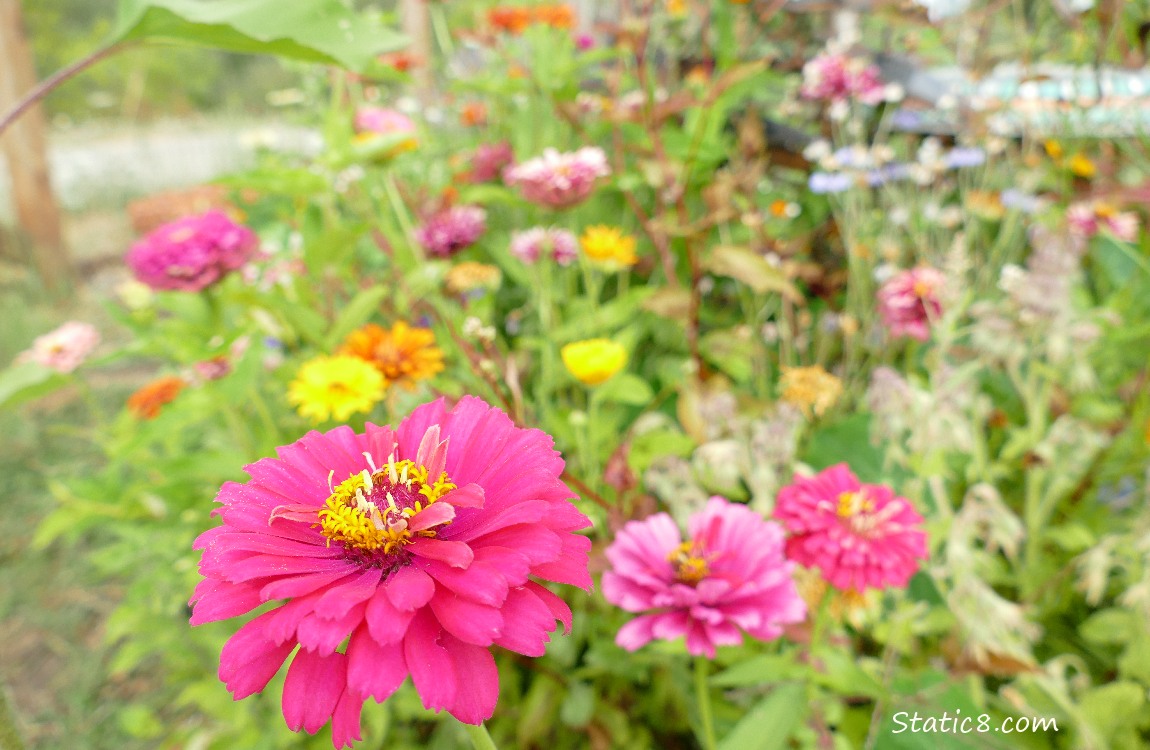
[
  {"left": 836, "top": 491, "right": 875, "bottom": 519},
  {"left": 668, "top": 540, "right": 711, "bottom": 584},
  {"left": 318, "top": 457, "right": 456, "bottom": 557}
]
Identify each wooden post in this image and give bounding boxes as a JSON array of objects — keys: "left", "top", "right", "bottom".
[
  {"left": 0, "top": 0, "right": 71, "bottom": 292},
  {"left": 400, "top": 0, "right": 433, "bottom": 97}
]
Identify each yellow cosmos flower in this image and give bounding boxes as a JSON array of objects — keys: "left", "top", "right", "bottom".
[
  {"left": 580, "top": 226, "right": 638, "bottom": 270},
  {"left": 779, "top": 364, "right": 843, "bottom": 418},
  {"left": 1068, "top": 153, "right": 1096, "bottom": 179},
  {"left": 340, "top": 321, "right": 445, "bottom": 390},
  {"left": 288, "top": 355, "right": 385, "bottom": 423},
  {"left": 561, "top": 338, "right": 627, "bottom": 385},
  {"left": 1043, "top": 140, "right": 1064, "bottom": 160}
]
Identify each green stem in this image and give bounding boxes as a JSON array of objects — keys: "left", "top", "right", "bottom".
[
  {"left": 0, "top": 683, "right": 26, "bottom": 750},
  {"left": 461, "top": 721, "right": 499, "bottom": 750},
  {"left": 694, "top": 658, "right": 717, "bottom": 750}
]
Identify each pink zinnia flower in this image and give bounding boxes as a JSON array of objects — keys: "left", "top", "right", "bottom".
[
  {"left": 509, "top": 227, "right": 578, "bottom": 266},
  {"left": 800, "top": 52, "right": 886, "bottom": 106},
  {"left": 876, "top": 266, "right": 945, "bottom": 342},
  {"left": 354, "top": 107, "right": 416, "bottom": 137},
  {"left": 415, "top": 206, "right": 487, "bottom": 258},
  {"left": 602, "top": 497, "right": 806, "bottom": 658},
  {"left": 126, "top": 210, "right": 258, "bottom": 292},
  {"left": 16, "top": 321, "right": 100, "bottom": 373},
  {"left": 503, "top": 147, "right": 610, "bottom": 209},
  {"left": 1067, "top": 201, "right": 1139, "bottom": 242},
  {"left": 191, "top": 397, "right": 592, "bottom": 747},
  {"left": 468, "top": 142, "right": 514, "bottom": 183},
  {"left": 773, "top": 464, "right": 927, "bottom": 592}
]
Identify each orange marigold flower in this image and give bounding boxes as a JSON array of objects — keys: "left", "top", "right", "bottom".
[
  {"left": 127, "top": 376, "right": 186, "bottom": 419},
  {"left": 340, "top": 322, "right": 445, "bottom": 389}
]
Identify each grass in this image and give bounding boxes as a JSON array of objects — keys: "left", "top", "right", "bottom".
[{"left": 0, "top": 239, "right": 149, "bottom": 750}]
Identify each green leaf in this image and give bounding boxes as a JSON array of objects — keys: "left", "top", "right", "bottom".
[
  {"left": 1080, "top": 609, "right": 1137, "bottom": 645},
  {"left": 718, "top": 683, "right": 807, "bottom": 750},
  {"left": 0, "top": 362, "right": 70, "bottom": 410},
  {"left": 324, "top": 285, "right": 388, "bottom": 350},
  {"left": 592, "top": 373, "right": 655, "bottom": 406},
  {"left": 112, "top": 0, "right": 406, "bottom": 71},
  {"left": 803, "top": 414, "right": 884, "bottom": 483},
  {"left": 703, "top": 245, "right": 801, "bottom": 301},
  {"left": 627, "top": 429, "right": 696, "bottom": 474},
  {"left": 711, "top": 654, "right": 804, "bottom": 687}
]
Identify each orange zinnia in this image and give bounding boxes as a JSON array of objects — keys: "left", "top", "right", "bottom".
[
  {"left": 461, "top": 102, "right": 488, "bottom": 127},
  {"left": 488, "top": 6, "right": 532, "bottom": 33},
  {"left": 340, "top": 322, "right": 445, "bottom": 389},
  {"left": 533, "top": 4, "right": 575, "bottom": 29},
  {"left": 127, "top": 376, "right": 186, "bottom": 419}
]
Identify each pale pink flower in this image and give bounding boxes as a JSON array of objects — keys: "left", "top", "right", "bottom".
[
  {"left": 354, "top": 107, "right": 416, "bottom": 137},
  {"left": 191, "top": 397, "right": 592, "bottom": 747},
  {"left": 16, "top": 321, "right": 99, "bottom": 373},
  {"left": 876, "top": 266, "right": 945, "bottom": 342},
  {"left": 509, "top": 227, "right": 579, "bottom": 266},
  {"left": 126, "top": 210, "right": 258, "bottom": 292},
  {"left": 602, "top": 497, "right": 806, "bottom": 658},
  {"left": 800, "top": 52, "right": 886, "bottom": 106},
  {"left": 773, "top": 464, "right": 927, "bottom": 592},
  {"left": 1067, "top": 201, "right": 1139, "bottom": 242},
  {"left": 503, "top": 147, "right": 610, "bottom": 208},
  {"left": 415, "top": 206, "right": 487, "bottom": 258}
]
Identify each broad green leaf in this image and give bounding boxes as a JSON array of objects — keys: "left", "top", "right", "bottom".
[
  {"left": 718, "top": 683, "right": 807, "bottom": 750},
  {"left": 592, "top": 373, "right": 655, "bottom": 406},
  {"left": 0, "top": 361, "right": 70, "bottom": 410},
  {"left": 711, "top": 654, "right": 804, "bottom": 687},
  {"left": 112, "top": 0, "right": 406, "bottom": 71},
  {"left": 324, "top": 285, "right": 388, "bottom": 349}
]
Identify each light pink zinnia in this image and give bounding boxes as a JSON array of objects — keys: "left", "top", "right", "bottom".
[
  {"left": 509, "top": 227, "right": 578, "bottom": 266},
  {"left": 354, "top": 107, "right": 416, "bottom": 136},
  {"left": 773, "top": 464, "right": 927, "bottom": 593},
  {"left": 414, "top": 206, "right": 487, "bottom": 258},
  {"left": 16, "top": 321, "right": 100, "bottom": 373},
  {"left": 503, "top": 147, "right": 610, "bottom": 209},
  {"left": 191, "top": 397, "right": 591, "bottom": 747},
  {"left": 126, "top": 210, "right": 258, "bottom": 292},
  {"left": 1066, "top": 201, "right": 1139, "bottom": 242},
  {"left": 602, "top": 497, "right": 806, "bottom": 658},
  {"left": 800, "top": 52, "right": 886, "bottom": 106},
  {"left": 876, "top": 266, "right": 945, "bottom": 342}
]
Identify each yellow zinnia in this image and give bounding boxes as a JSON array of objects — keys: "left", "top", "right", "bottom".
[
  {"left": 561, "top": 338, "right": 627, "bottom": 385},
  {"left": 779, "top": 365, "right": 843, "bottom": 418},
  {"left": 1068, "top": 153, "right": 1096, "bottom": 179},
  {"left": 288, "top": 355, "right": 385, "bottom": 423},
  {"left": 580, "top": 226, "right": 638, "bottom": 269},
  {"left": 340, "top": 321, "right": 445, "bottom": 390}
]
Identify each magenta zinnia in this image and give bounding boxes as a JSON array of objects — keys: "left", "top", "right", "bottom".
[
  {"left": 191, "top": 397, "right": 592, "bottom": 747},
  {"left": 602, "top": 497, "right": 806, "bottom": 658},
  {"left": 126, "top": 210, "right": 258, "bottom": 292},
  {"left": 773, "top": 464, "right": 927, "bottom": 593},
  {"left": 414, "top": 206, "right": 487, "bottom": 258}
]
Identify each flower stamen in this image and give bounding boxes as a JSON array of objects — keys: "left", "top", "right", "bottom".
[{"left": 318, "top": 457, "right": 456, "bottom": 558}]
